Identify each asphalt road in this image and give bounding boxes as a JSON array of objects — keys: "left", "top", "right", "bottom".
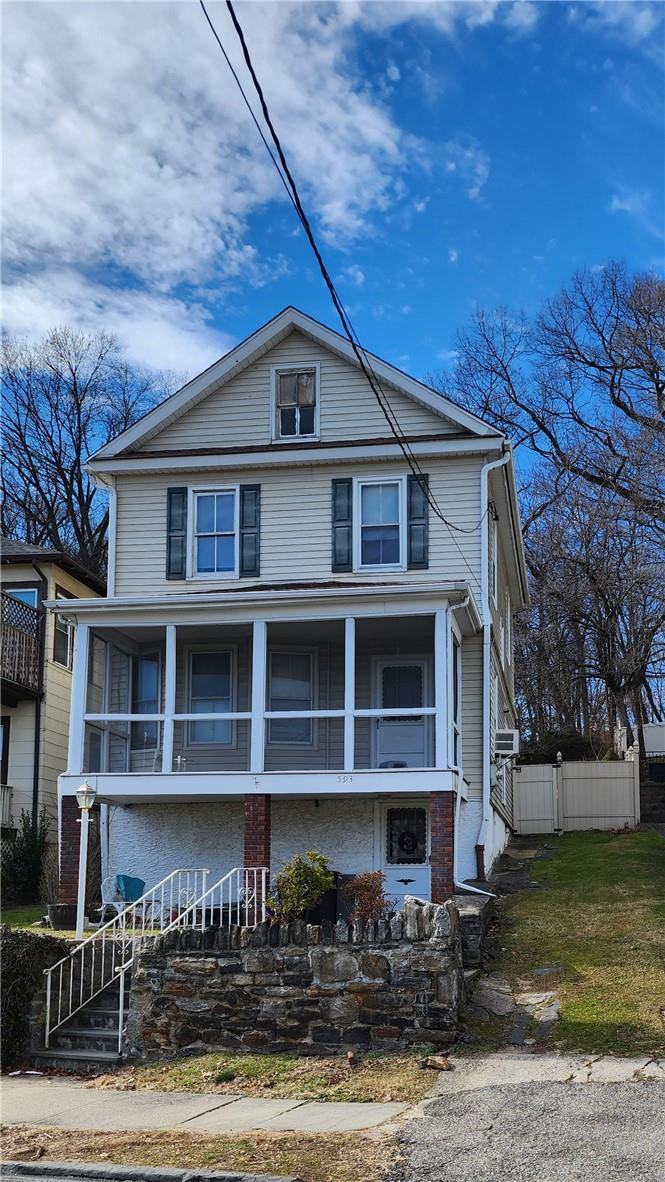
[{"left": 392, "top": 1081, "right": 665, "bottom": 1182}]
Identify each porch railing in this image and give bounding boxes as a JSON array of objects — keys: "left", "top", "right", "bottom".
[
  {"left": 43, "top": 867, "right": 209, "bottom": 1050},
  {"left": 1, "top": 593, "right": 40, "bottom": 693},
  {"left": 43, "top": 865, "right": 268, "bottom": 1055},
  {"left": 168, "top": 866, "right": 268, "bottom": 933}
]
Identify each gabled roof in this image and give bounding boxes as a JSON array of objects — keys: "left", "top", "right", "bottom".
[
  {"left": 90, "top": 307, "right": 499, "bottom": 462},
  {"left": 1, "top": 536, "right": 106, "bottom": 595}
]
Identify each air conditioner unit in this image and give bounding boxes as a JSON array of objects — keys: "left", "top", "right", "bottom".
[{"left": 495, "top": 729, "right": 520, "bottom": 756}]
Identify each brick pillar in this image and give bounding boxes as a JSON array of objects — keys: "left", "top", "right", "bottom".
[
  {"left": 430, "top": 791, "right": 455, "bottom": 902},
  {"left": 244, "top": 794, "right": 271, "bottom": 870},
  {"left": 58, "top": 795, "right": 80, "bottom": 904}
]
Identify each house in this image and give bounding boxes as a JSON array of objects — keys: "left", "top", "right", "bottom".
[
  {"left": 51, "top": 307, "right": 528, "bottom": 915},
  {"left": 1, "top": 538, "right": 104, "bottom": 846}
]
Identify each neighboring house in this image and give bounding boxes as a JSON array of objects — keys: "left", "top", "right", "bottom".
[
  {"left": 1, "top": 538, "right": 104, "bottom": 845},
  {"left": 53, "top": 308, "right": 528, "bottom": 914}
]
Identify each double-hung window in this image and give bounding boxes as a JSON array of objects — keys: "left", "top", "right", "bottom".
[
  {"left": 131, "top": 654, "right": 160, "bottom": 751},
  {"left": 268, "top": 651, "right": 314, "bottom": 744},
  {"left": 53, "top": 586, "right": 74, "bottom": 669},
  {"left": 192, "top": 489, "right": 237, "bottom": 577},
  {"left": 189, "top": 651, "right": 233, "bottom": 745},
  {"left": 357, "top": 479, "right": 404, "bottom": 569},
  {"left": 272, "top": 367, "right": 318, "bottom": 440}
]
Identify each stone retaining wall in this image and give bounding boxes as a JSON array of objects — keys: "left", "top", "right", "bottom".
[{"left": 127, "top": 897, "right": 464, "bottom": 1056}]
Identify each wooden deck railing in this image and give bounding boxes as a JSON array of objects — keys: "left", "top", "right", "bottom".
[{"left": 1, "top": 593, "right": 41, "bottom": 693}]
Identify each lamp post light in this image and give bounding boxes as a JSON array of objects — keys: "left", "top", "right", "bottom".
[{"left": 75, "top": 782, "right": 97, "bottom": 941}]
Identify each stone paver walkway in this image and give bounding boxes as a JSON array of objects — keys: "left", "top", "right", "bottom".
[
  {"left": 0, "top": 1077, "right": 407, "bottom": 1134},
  {"left": 433, "top": 1049, "right": 665, "bottom": 1093}
]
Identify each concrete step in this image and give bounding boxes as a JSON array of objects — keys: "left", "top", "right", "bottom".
[
  {"left": 49, "top": 1026, "right": 120, "bottom": 1054},
  {"left": 32, "top": 1047, "right": 122, "bottom": 1074},
  {"left": 73, "top": 1007, "right": 121, "bottom": 1030}
]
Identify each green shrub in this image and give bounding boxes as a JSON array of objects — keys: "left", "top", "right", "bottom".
[
  {"left": 345, "top": 871, "right": 395, "bottom": 922},
  {"left": 1, "top": 807, "right": 49, "bottom": 904},
  {"left": 268, "top": 850, "right": 334, "bottom": 922},
  {"left": 1, "top": 925, "right": 69, "bottom": 1068}
]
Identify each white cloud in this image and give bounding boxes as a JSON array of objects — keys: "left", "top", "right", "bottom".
[
  {"left": 413, "top": 197, "right": 430, "bottom": 213},
  {"left": 445, "top": 138, "right": 491, "bottom": 199},
  {"left": 2, "top": 0, "right": 506, "bottom": 369},
  {"left": 609, "top": 189, "right": 662, "bottom": 238},
  {"left": 588, "top": 1, "right": 662, "bottom": 44},
  {"left": 338, "top": 264, "right": 367, "bottom": 287},
  {"left": 504, "top": 2, "right": 539, "bottom": 34},
  {"left": 387, "top": 63, "right": 401, "bottom": 82},
  {"left": 3, "top": 270, "right": 232, "bottom": 377},
  {"left": 449, "top": 248, "right": 460, "bottom": 264},
  {"left": 437, "top": 347, "right": 459, "bottom": 364}
]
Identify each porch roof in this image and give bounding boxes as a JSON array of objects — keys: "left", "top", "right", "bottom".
[{"left": 47, "top": 580, "right": 482, "bottom": 633}]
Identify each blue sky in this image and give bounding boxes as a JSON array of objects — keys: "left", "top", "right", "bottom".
[{"left": 3, "top": 1, "right": 663, "bottom": 383}]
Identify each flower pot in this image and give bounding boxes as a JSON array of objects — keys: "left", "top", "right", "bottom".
[{"left": 48, "top": 903, "right": 77, "bottom": 930}]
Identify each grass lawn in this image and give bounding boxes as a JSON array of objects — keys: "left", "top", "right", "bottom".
[
  {"left": 492, "top": 828, "right": 665, "bottom": 1057},
  {"left": 92, "top": 1048, "right": 434, "bottom": 1103},
  {"left": 1, "top": 904, "right": 49, "bottom": 929},
  {"left": 0, "top": 1126, "right": 395, "bottom": 1182}
]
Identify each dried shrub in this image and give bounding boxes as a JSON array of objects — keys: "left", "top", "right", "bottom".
[
  {"left": 268, "top": 850, "right": 334, "bottom": 923},
  {"left": 345, "top": 871, "right": 396, "bottom": 922},
  {"left": 1, "top": 926, "right": 69, "bottom": 1068},
  {"left": 39, "top": 846, "right": 60, "bottom": 905}
]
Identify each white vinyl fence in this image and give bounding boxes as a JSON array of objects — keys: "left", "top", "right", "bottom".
[{"left": 513, "top": 755, "right": 640, "bottom": 835}]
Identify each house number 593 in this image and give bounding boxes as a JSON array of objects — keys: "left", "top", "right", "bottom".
[{"left": 337, "top": 774, "right": 353, "bottom": 784}]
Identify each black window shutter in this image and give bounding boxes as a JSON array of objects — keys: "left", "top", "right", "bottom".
[
  {"left": 239, "top": 484, "right": 261, "bottom": 577},
  {"left": 166, "top": 487, "right": 187, "bottom": 580},
  {"left": 332, "top": 478, "right": 353, "bottom": 572},
  {"left": 407, "top": 474, "right": 429, "bottom": 569}
]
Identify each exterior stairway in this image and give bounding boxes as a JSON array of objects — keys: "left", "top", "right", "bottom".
[{"left": 33, "top": 976, "right": 129, "bottom": 1074}]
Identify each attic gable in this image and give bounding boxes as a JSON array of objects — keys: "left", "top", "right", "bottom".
[{"left": 92, "top": 308, "right": 495, "bottom": 461}]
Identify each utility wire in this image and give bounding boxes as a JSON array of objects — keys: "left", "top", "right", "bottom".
[{"left": 198, "top": 0, "right": 486, "bottom": 593}]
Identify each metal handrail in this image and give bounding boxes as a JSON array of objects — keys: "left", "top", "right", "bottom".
[
  {"left": 43, "top": 867, "right": 209, "bottom": 1047},
  {"left": 167, "top": 866, "right": 268, "bottom": 933}
]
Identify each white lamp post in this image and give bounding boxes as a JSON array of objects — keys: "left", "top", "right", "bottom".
[{"left": 75, "top": 782, "right": 97, "bottom": 941}]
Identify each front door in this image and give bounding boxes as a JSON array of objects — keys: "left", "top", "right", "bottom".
[
  {"left": 378, "top": 802, "right": 430, "bottom": 907},
  {"left": 374, "top": 660, "right": 430, "bottom": 768}
]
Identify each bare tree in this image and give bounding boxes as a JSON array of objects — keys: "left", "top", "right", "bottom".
[
  {"left": 438, "top": 262, "right": 665, "bottom": 533},
  {"left": 1, "top": 329, "right": 172, "bottom": 575}
]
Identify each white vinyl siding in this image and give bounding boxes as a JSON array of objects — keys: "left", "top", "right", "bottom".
[
  {"left": 114, "top": 456, "right": 483, "bottom": 596},
  {"left": 139, "top": 330, "right": 457, "bottom": 452}
]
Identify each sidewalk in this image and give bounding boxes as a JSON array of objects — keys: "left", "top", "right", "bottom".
[{"left": 0, "top": 1077, "right": 408, "bottom": 1134}]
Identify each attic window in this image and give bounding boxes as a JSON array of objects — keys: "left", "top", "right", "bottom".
[{"left": 272, "top": 365, "right": 319, "bottom": 440}]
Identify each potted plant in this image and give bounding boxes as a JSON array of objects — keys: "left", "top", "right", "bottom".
[
  {"left": 268, "top": 850, "right": 335, "bottom": 923},
  {"left": 344, "top": 871, "right": 396, "bottom": 922},
  {"left": 39, "top": 846, "right": 77, "bottom": 930}
]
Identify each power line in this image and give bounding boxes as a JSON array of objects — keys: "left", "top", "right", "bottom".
[{"left": 198, "top": 0, "right": 486, "bottom": 593}]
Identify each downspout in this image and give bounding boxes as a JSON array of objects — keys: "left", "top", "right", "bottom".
[
  {"left": 450, "top": 593, "right": 496, "bottom": 898},
  {"left": 30, "top": 562, "right": 49, "bottom": 826},
  {"left": 476, "top": 448, "right": 511, "bottom": 879}
]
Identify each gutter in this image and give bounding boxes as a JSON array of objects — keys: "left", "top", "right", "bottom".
[{"left": 476, "top": 449, "right": 511, "bottom": 879}]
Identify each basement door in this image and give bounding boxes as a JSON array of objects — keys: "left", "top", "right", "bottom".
[{"left": 375, "top": 801, "right": 431, "bottom": 907}]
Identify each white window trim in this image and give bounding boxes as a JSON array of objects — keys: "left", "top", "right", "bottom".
[
  {"left": 54, "top": 615, "right": 75, "bottom": 670},
  {"left": 186, "top": 485, "right": 240, "bottom": 581},
  {"left": 270, "top": 362, "right": 321, "bottom": 443},
  {"left": 353, "top": 475, "right": 407, "bottom": 573},
  {"left": 267, "top": 647, "right": 318, "bottom": 747},
  {"left": 5, "top": 587, "right": 39, "bottom": 607},
  {"left": 185, "top": 645, "right": 237, "bottom": 748}
]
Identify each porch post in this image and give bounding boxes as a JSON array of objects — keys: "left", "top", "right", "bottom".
[
  {"left": 250, "top": 619, "right": 267, "bottom": 773},
  {"left": 344, "top": 616, "right": 355, "bottom": 772},
  {"left": 67, "top": 623, "right": 89, "bottom": 775},
  {"left": 162, "top": 625, "right": 176, "bottom": 773},
  {"left": 434, "top": 609, "right": 448, "bottom": 768},
  {"left": 430, "top": 791, "right": 455, "bottom": 901}
]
